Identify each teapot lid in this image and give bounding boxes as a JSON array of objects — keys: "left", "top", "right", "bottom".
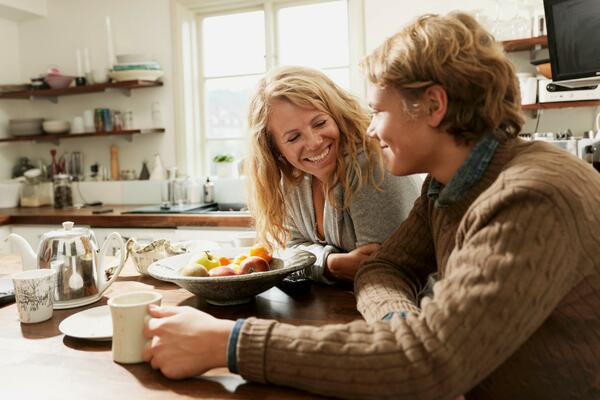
[{"left": 41, "top": 221, "right": 90, "bottom": 240}]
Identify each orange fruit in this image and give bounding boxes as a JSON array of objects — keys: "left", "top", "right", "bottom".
[
  {"left": 249, "top": 243, "right": 272, "bottom": 263},
  {"left": 219, "top": 256, "right": 232, "bottom": 266}
]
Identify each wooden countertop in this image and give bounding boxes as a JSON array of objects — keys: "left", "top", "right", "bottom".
[
  {"left": 0, "top": 205, "right": 254, "bottom": 228},
  {"left": 0, "top": 254, "right": 360, "bottom": 399}
]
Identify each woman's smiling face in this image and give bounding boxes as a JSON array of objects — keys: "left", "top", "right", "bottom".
[{"left": 268, "top": 99, "right": 340, "bottom": 182}]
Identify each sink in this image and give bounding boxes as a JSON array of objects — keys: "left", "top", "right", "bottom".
[
  {"left": 194, "top": 203, "right": 249, "bottom": 215},
  {"left": 122, "top": 203, "right": 249, "bottom": 215}
]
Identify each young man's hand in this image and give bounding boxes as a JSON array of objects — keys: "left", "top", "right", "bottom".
[{"left": 142, "top": 305, "right": 235, "bottom": 379}]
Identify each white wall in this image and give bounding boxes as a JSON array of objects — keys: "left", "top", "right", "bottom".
[
  {"left": 0, "top": 0, "right": 177, "bottom": 181},
  {"left": 0, "top": 16, "right": 21, "bottom": 179},
  {"left": 363, "top": 0, "right": 600, "bottom": 137}
]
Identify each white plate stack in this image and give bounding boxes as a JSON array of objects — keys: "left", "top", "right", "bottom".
[{"left": 109, "top": 54, "right": 164, "bottom": 82}]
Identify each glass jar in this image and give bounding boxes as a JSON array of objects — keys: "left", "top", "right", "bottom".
[
  {"left": 12, "top": 157, "right": 35, "bottom": 178},
  {"left": 53, "top": 174, "right": 73, "bottom": 209}
]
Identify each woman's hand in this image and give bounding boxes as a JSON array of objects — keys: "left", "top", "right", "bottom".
[
  {"left": 142, "top": 305, "right": 235, "bottom": 379},
  {"left": 326, "top": 243, "right": 381, "bottom": 282}
]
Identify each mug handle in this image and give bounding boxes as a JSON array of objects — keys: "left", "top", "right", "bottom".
[{"left": 98, "top": 232, "right": 127, "bottom": 296}]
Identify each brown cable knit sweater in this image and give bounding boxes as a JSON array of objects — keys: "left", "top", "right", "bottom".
[{"left": 235, "top": 137, "right": 600, "bottom": 399}]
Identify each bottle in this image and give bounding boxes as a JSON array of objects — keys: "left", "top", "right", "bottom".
[
  {"left": 149, "top": 154, "right": 165, "bottom": 180},
  {"left": 203, "top": 178, "right": 214, "bottom": 204},
  {"left": 139, "top": 161, "right": 150, "bottom": 180},
  {"left": 110, "top": 144, "right": 120, "bottom": 181}
]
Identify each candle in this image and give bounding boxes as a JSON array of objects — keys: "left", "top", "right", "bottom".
[
  {"left": 76, "top": 48, "right": 83, "bottom": 77},
  {"left": 83, "top": 47, "right": 91, "bottom": 74},
  {"left": 106, "top": 16, "right": 115, "bottom": 69}
]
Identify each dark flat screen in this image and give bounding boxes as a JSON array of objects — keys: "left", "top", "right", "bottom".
[{"left": 546, "top": 0, "right": 600, "bottom": 80}]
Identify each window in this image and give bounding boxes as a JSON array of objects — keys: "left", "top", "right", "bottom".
[{"left": 193, "top": 0, "right": 363, "bottom": 177}]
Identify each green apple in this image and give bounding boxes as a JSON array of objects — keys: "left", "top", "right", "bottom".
[{"left": 192, "top": 251, "right": 220, "bottom": 271}]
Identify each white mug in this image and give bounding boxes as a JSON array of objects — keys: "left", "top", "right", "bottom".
[
  {"left": 519, "top": 76, "right": 538, "bottom": 105},
  {"left": 12, "top": 269, "right": 56, "bottom": 324},
  {"left": 83, "top": 110, "right": 94, "bottom": 132},
  {"left": 71, "top": 116, "right": 85, "bottom": 134},
  {"left": 108, "top": 291, "right": 162, "bottom": 364}
]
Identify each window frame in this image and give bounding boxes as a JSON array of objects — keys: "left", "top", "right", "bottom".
[{"left": 171, "top": 0, "right": 366, "bottom": 177}]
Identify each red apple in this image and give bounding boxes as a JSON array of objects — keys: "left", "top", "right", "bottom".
[
  {"left": 238, "top": 256, "right": 270, "bottom": 275},
  {"left": 208, "top": 265, "right": 237, "bottom": 277}
]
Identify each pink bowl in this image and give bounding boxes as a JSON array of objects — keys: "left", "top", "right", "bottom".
[{"left": 44, "top": 74, "right": 74, "bottom": 89}]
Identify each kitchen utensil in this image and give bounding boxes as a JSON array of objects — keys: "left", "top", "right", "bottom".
[
  {"left": 5, "top": 221, "right": 127, "bottom": 309},
  {"left": 108, "top": 291, "right": 162, "bottom": 363},
  {"left": 8, "top": 118, "right": 44, "bottom": 136},
  {"left": 71, "top": 117, "right": 85, "bottom": 133},
  {"left": 12, "top": 269, "right": 56, "bottom": 323},
  {"left": 43, "top": 120, "right": 70, "bottom": 134},
  {"left": 110, "top": 144, "right": 119, "bottom": 181},
  {"left": 58, "top": 305, "right": 112, "bottom": 341},
  {"left": 0, "top": 180, "right": 22, "bottom": 208},
  {"left": 108, "top": 69, "right": 163, "bottom": 82},
  {"left": 147, "top": 247, "right": 315, "bottom": 305},
  {"left": 44, "top": 74, "right": 74, "bottom": 89}
]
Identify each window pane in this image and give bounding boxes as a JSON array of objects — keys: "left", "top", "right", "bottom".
[
  {"left": 206, "top": 139, "right": 247, "bottom": 176},
  {"left": 202, "top": 11, "right": 266, "bottom": 77},
  {"left": 278, "top": 1, "right": 349, "bottom": 68},
  {"left": 204, "top": 75, "right": 261, "bottom": 139},
  {"left": 322, "top": 67, "right": 350, "bottom": 91}
]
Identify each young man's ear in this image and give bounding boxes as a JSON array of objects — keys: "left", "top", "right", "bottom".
[{"left": 424, "top": 85, "right": 447, "bottom": 128}]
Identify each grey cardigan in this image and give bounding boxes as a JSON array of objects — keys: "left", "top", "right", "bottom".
[{"left": 284, "top": 161, "right": 421, "bottom": 283}]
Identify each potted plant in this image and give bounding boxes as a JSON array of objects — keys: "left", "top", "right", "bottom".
[{"left": 212, "top": 154, "right": 235, "bottom": 178}]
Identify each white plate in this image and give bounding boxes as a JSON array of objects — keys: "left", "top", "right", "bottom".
[
  {"left": 58, "top": 305, "right": 112, "bottom": 341},
  {"left": 109, "top": 69, "right": 164, "bottom": 82}
]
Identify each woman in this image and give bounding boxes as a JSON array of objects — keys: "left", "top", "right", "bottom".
[
  {"left": 246, "top": 66, "right": 419, "bottom": 282},
  {"left": 143, "top": 13, "right": 600, "bottom": 399}
]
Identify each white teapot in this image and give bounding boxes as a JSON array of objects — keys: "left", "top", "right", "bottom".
[{"left": 6, "top": 221, "right": 126, "bottom": 309}]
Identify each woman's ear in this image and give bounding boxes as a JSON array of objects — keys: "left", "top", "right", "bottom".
[{"left": 424, "top": 85, "right": 447, "bottom": 128}]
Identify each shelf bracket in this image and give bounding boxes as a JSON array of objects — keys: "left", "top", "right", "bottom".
[
  {"left": 35, "top": 138, "right": 60, "bottom": 145},
  {"left": 106, "top": 87, "right": 131, "bottom": 97},
  {"left": 29, "top": 95, "right": 58, "bottom": 104}
]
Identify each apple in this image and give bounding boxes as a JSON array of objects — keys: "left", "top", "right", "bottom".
[
  {"left": 192, "top": 251, "right": 220, "bottom": 271},
  {"left": 238, "top": 256, "right": 270, "bottom": 275},
  {"left": 208, "top": 265, "right": 237, "bottom": 277},
  {"left": 180, "top": 263, "right": 209, "bottom": 277}
]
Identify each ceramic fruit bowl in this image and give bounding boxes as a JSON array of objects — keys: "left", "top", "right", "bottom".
[
  {"left": 43, "top": 120, "right": 70, "bottom": 134},
  {"left": 44, "top": 74, "right": 75, "bottom": 89},
  {"left": 147, "top": 247, "right": 316, "bottom": 305}
]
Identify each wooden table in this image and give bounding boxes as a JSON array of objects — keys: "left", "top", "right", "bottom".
[{"left": 0, "top": 255, "right": 361, "bottom": 399}]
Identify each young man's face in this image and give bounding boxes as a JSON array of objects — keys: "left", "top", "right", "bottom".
[{"left": 367, "top": 84, "right": 438, "bottom": 176}]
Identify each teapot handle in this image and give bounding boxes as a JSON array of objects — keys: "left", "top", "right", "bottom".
[{"left": 98, "top": 232, "right": 127, "bottom": 296}]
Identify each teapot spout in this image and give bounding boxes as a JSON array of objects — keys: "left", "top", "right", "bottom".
[{"left": 6, "top": 234, "right": 37, "bottom": 270}]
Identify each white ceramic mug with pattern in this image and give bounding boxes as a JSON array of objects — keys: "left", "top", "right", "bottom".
[{"left": 12, "top": 269, "right": 56, "bottom": 324}]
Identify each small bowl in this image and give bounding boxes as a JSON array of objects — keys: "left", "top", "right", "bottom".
[
  {"left": 44, "top": 74, "right": 74, "bottom": 89},
  {"left": 43, "top": 120, "right": 70, "bottom": 134},
  {"left": 148, "top": 247, "right": 316, "bottom": 305}
]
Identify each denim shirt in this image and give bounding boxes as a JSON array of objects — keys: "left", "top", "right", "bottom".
[
  {"left": 427, "top": 132, "right": 500, "bottom": 208},
  {"left": 227, "top": 133, "right": 501, "bottom": 372}
]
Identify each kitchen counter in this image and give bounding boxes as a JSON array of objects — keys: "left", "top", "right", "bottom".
[{"left": 0, "top": 205, "right": 253, "bottom": 228}]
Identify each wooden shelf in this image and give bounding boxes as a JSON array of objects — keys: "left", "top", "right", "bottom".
[
  {"left": 0, "top": 80, "right": 163, "bottom": 103},
  {"left": 502, "top": 36, "right": 547, "bottom": 52},
  {"left": 522, "top": 100, "right": 600, "bottom": 111},
  {"left": 0, "top": 128, "right": 165, "bottom": 144}
]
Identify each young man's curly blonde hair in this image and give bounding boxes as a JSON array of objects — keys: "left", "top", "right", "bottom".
[
  {"left": 246, "top": 66, "right": 383, "bottom": 249},
  {"left": 360, "top": 12, "right": 524, "bottom": 141}
]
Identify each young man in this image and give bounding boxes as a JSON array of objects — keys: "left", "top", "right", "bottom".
[{"left": 143, "top": 12, "right": 600, "bottom": 399}]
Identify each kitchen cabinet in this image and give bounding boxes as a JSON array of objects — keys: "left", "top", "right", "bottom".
[{"left": 0, "top": 80, "right": 165, "bottom": 144}]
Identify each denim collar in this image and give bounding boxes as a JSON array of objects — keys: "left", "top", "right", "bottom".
[{"left": 427, "top": 132, "right": 500, "bottom": 208}]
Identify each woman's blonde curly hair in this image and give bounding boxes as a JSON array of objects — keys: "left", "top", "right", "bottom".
[
  {"left": 360, "top": 12, "right": 524, "bottom": 141},
  {"left": 246, "top": 66, "right": 383, "bottom": 249}
]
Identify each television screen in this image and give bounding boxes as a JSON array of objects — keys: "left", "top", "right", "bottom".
[{"left": 545, "top": 0, "right": 600, "bottom": 87}]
